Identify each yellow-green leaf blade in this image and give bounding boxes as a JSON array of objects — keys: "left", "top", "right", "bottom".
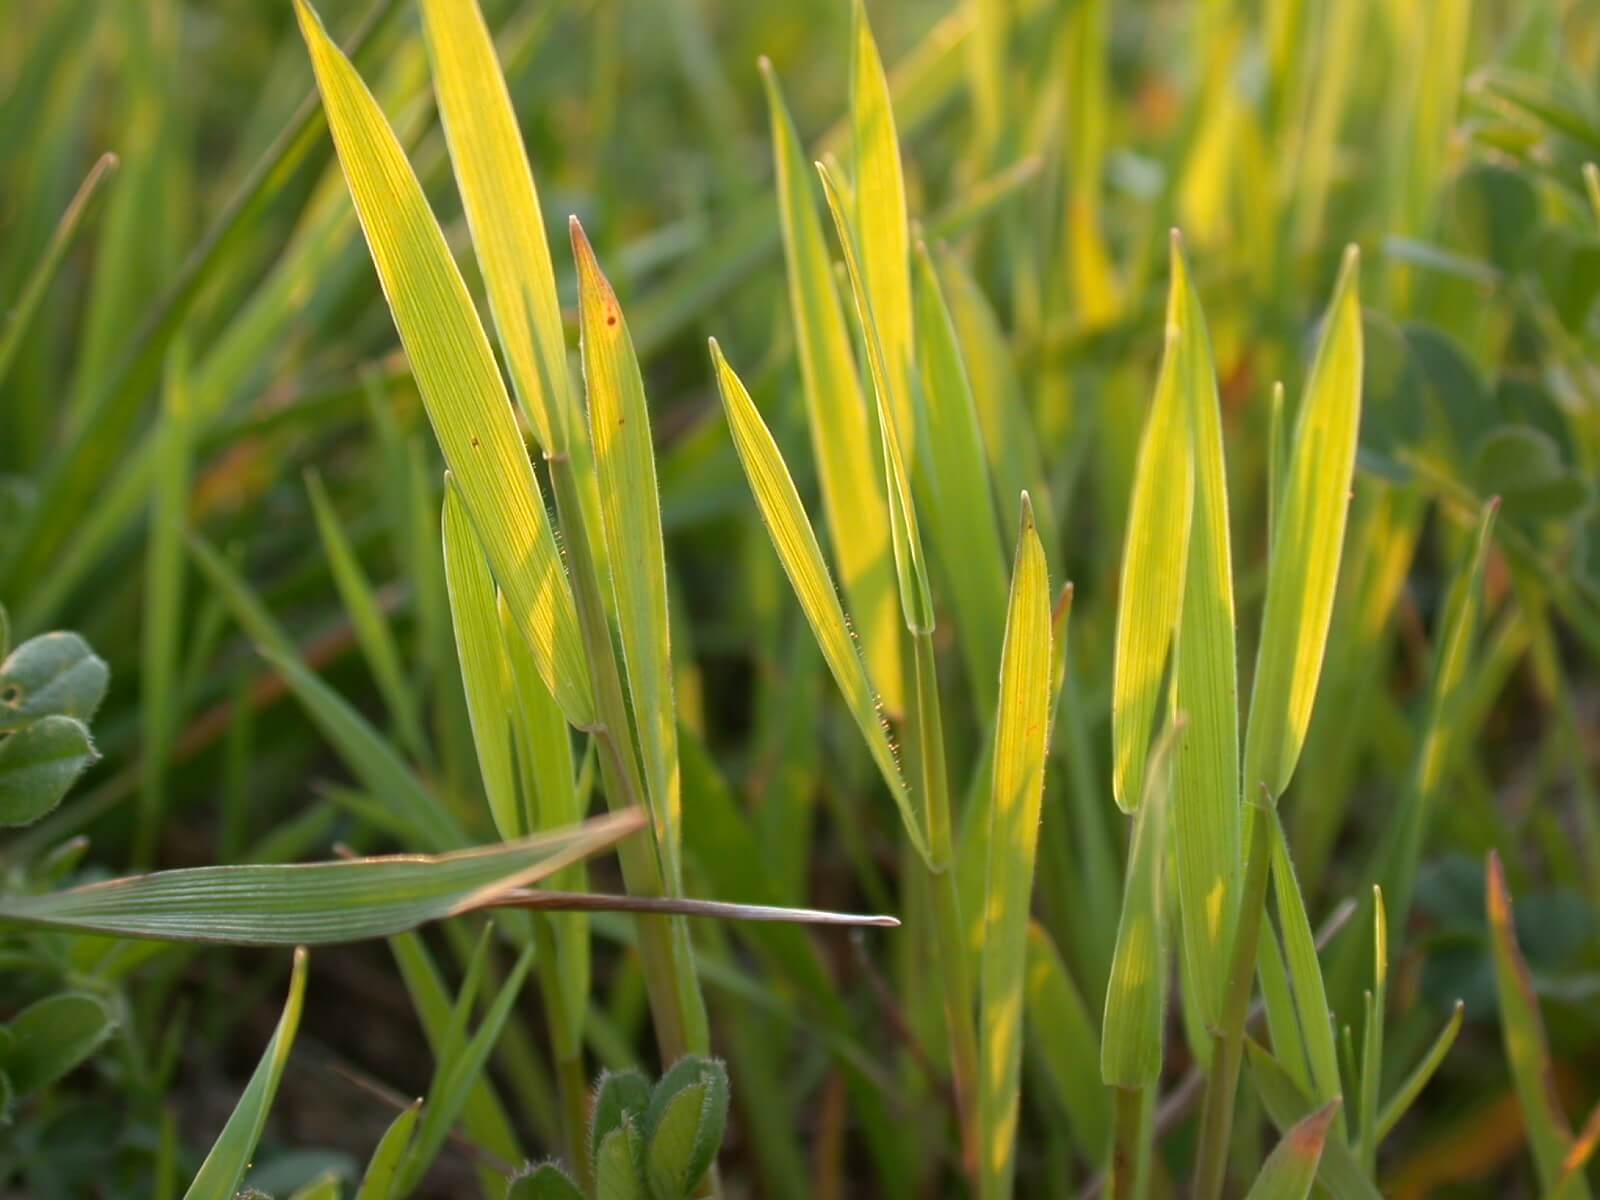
[
  {"left": 760, "top": 58, "right": 904, "bottom": 715},
  {"left": 1101, "top": 723, "right": 1181, "bottom": 1087},
  {"left": 443, "top": 479, "right": 521, "bottom": 842},
  {"left": 708, "top": 339, "right": 924, "bottom": 860},
  {"left": 571, "top": 219, "right": 681, "bottom": 883},
  {"left": 850, "top": 0, "right": 914, "bottom": 447},
  {"left": 1244, "top": 1100, "right": 1341, "bottom": 1200},
  {"left": 1111, "top": 318, "right": 1194, "bottom": 813},
  {"left": 418, "top": 0, "right": 568, "bottom": 454},
  {"left": 292, "top": 0, "right": 593, "bottom": 729},
  {"left": 818, "top": 160, "right": 935, "bottom": 636},
  {"left": 1168, "top": 236, "right": 1240, "bottom": 1026},
  {"left": 1243, "top": 248, "right": 1363, "bottom": 798},
  {"left": 978, "top": 495, "right": 1052, "bottom": 1198}
]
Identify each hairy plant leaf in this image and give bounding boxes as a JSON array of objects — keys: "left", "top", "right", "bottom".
[
  {"left": 977, "top": 495, "right": 1052, "bottom": 1198},
  {"left": 0, "top": 715, "right": 98, "bottom": 827},
  {"left": 183, "top": 948, "right": 308, "bottom": 1200},
  {"left": 3, "top": 991, "right": 115, "bottom": 1097},
  {"left": 708, "top": 339, "right": 922, "bottom": 860},
  {"left": 293, "top": 0, "right": 592, "bottom": 728},
  {"left": 0, "top": 631, "right": 109, "bottom": 732},
  {"left": 0, "top": 811, "right": 645, "bottom": 944},
  {"left": 572, "top": 219, "right": 682, "bottom": 882},
  {"left": 760, "top": 59, "right": 902, "bottom": 714}
]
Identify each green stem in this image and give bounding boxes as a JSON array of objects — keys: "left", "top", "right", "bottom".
[
  {"left": 548, "top": 451, "right": 707, "bottom": 1063},
  {"left": 1108, "top": 1085, "right": 1148, "bottom": 1200},
  {"left": 1193, "top": 798, "right": 1274, "bottom": 1200},
  {"left": 534, "top": 916, "right": 591, "bottom": 1191},
  {"left": 910, "top": 631, "right": 980, "bottom": 1180}
]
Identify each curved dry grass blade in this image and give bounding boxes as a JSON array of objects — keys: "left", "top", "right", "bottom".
[
  {"left": 293, "top": 0, "right": 592, "bottom": 729},
  {"left": 977, "top": 495, "right": 1052, "bottom": 1199},
  {"left": 183, "top": 948, "right": 308, "bottom": 1200},
  {"left": 443, "top": 479, "right": 520, "bottom": 841},
  {"left": 1244, "top": 1100, "right": 1341, "bottom": 1200},
  {"left": 571, "top": 219, "right": 682, "bottom": 882},
  {"left": 1111, "top": 317, "right": 1194, "bottom": 814},
  {"left": 1243, "top": 248, "right": 1362, "bottom": 799},
  {"left": 0, "top": 811, "right": 645, "bottom": 945},
  {"left": 817, "top": 160, "right": 935, "bottom": 636},
  {"left": 1168, "top": 234, "right": 1240, "bottom": 1026},
  {"left": 417, "top": 0, "right": 569, "bottom": 454},
  {"left": 760, "top": 58, "right": 903, "bottom": 714},
  {"left": 707, "top": 338, "right": 923, "bottom": 861}
]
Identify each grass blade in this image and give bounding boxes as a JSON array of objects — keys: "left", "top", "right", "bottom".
[
  {"left": 354, "top": 1100, "right": 421, "bottom": 1200},
  {"left": 818, "top": 160, "right": 935, "bottom": 636},
  {"left": 443, "top": 479, "right": 520, "bottom": 841},
  {"left": 849, "top": 0, "right": 914, "bottom": 447},
  {"left": 1168, "top": 234, "right": 1240, "bottom": 1026},
  {"left": 1111, "top": 314, "right": 1194, "bottom": 814},
  {"left": 760, "top": 58, "right": 903, "bottom": 714},
  {"left": 913, "top": 242, "right": 1008, "bottom": 716},
  {"left": 977, "top": 495, "right": 1052, "bottom": 1199},
  {"left": 1243, "top": 248, "right": 1362, "bottom": 799},
  {"left": 0, "top": 810, "right": 645, "bottom": 945},
  {"left": 708, "top": 338, "right": 921, "bottom": 858},
  {"left": 571, "top": 219, "right": 682, "bottom": 882},
  {"left": 1374, "top": 1001, "right": 1463, "bottom": 1142},
  {"left": 1486, "top": 850, "right": 1587, "bottom": 1194},
  {"left": 0, "top": 151, "right": 117, "bottom": 393},
  {"left": 1101, "top": 721, "right": 1181, "bottom": 1088},
  {"left": 1244, "top": 1100, "right": 1341, "bottom": 1200},
  {"left": 418, "top": 0, "right": 569, "bottom": 454},
  {"left": 183, "top": 948, "right": 308, "bottom": 1200},
  {"left": 293, "top": 0, "right": 593, "bottom": 729},
  {"left": 1245, "top": 1039, "right": 1381, "bottom": 1200},
  {"left": 1024, "top": 922, "right": 1109, "bottom": 1164}
]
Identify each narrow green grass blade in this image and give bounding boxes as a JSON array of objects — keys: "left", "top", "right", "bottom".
[
  {"left": 0, "top": 811, "right": 644, "bottom": 945},
  {"left": 0, "top": 151, "right": 117, "bottom": 393},
  {"left": 1259, "top": 920, "right": 1312, "bottom": 1094},
  {"left": 293, "top": 0, "right": 592, "bottom": 729},
  {"left": 397, "top": 946, "right": 536, "bottom": 1195},
  {"left": 1101, "top": 722, "right": 1181, "bottom": 1087},
  {"left": 1244, "top": 1100, "right": 1340, "bottom": 1200},
  {"left": 913, "top": 242, "right": 1007, "bottom": 717},
  {"left": 1243, "top": 248, "right": 1362, "bottom": 799},
  {"left": 1024, "top": 922, "right": 1109, "bottom": 1164},
  {"left": 1168, "top": 235, "right": 1239, "bottom": 1025},
  {"left": 935, "top": 249, "right": 1060, "bottom": 572},
  {"left": 182, "top": 948, "right": 308, "bottom": 1200},
  {"left": 707, "top": 339, "right": 922, "bottom": 860},
  {"left": 418, "top": 0, "right": 567, "bottom": 454},
  {"left": 817, "top": 161, "right": 935, "bottom": 635},
  {"left": 306, "top": 468, "right": 426, "bottom": 762},
  {"left": 1375, "top": 1000, "right": 1462, "bottom": 1142},
  {"left": 760, "top": 59, "right": 903, "bottom": 715},
  {"left": 443, "top": 480, "right": 520, "bottom": 841},
  {"left": 1269, "top": 810, "right": 1344, "bottom": 1139},
  {"left": 1357, "top": 887, "right": 1386, "bottom": 1171},
  {"left": 977, "top": 495, "right": 1052, "bottom": 1199},
  {"left": 354, "top": 1099, "right": 420, "bottom": 1200},
  {"left": 1486, "top": 850, "right": 1587, "bottom": 1194},
  {"left": 571, "top": 219, "right": 682, "bottom": 882},
  {"left": 849, "top": 0, "right": 914, "bottom": 447},
  {"left": 1111, "top": 320, "right": 1194, "bottom": 813}
]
